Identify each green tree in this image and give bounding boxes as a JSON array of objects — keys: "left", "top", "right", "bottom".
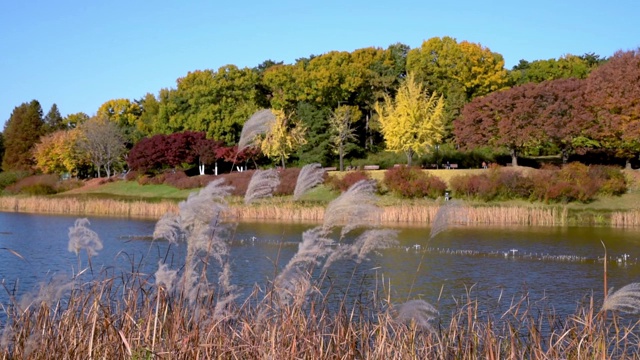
[
  {"left": 0, "top": 132, "right": 4, "bottom": 171},
  {"left": 328, "top": 105, "right": 361, "bottom": 171},
  {"left": 135, "top": 93, "right": 161, "bottom": 138},
  {"left": 406, "top": 36, "right": 508, "bottom": 135},
  {"left": 158, "top": 66, "right": 261, "bottom": 144},
  {"left": 44, "top": 103, "right": 64, "bottom": 133},
  {"left": 261, "top": 62, "right": 303, "bottom": 111},
  {"left": 97, "top": 98, "right": 143, "bottom": 142},
  {"left": 63, "top": 112, "right": 90, "bottom": 129},
  {"left": 374, "top": 73, "right": 446, "bottom": 166},
  {"left": 2, "top": 100, "right": 45, "bottom": 171},
  {"left": 294, "top": 102, "right": 332, "bottom": 166},
  {"left": 260, "top": 109, "right": 307, "bottom": 168},
  {"left": 508, "top": 54, "right": 602, "bottom": 85}
]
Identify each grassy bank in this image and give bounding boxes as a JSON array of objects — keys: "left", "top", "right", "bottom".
[{"left": 0, "top": 170, "right": 638, "bottom": 226}]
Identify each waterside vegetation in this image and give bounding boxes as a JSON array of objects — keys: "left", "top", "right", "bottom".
[{"left": 2, "top": 175, "right": 640, "bottom": 359}]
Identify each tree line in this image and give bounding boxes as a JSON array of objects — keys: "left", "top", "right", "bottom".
[{"left": 2, "top": 36, "right": 633, "bottom": 178}]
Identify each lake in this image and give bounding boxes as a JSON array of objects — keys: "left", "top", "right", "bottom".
[{"left": 1, "top": 211, "right": 639, "bottom": 318}]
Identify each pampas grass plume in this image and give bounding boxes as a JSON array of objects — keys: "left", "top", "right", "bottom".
[
  {"left": 238, "top": 109, "right": 275, "bottom": 151},
  {"left": 395, "top": 299, "right": 439, "bottom": 332},
  {"left": 293, "top": 163, "right": 325, "bottom": 200},
  {"left": 323, "top": 179, "right": 381, "bottom": 238},
  {"left": 324, "top": 229, "right": 399, "bottom": 270},
  {"left": 601, "top": 282, "right": 640, "bottom": 314},
  {"left": 67, "top": 218, "right": 102, "bottom": 256},
  {"left": 245, "top": 169, "right": 280, "bottom": 204},
  {"left": 155, "top": 261, "right": 178, "bottom": 293}
]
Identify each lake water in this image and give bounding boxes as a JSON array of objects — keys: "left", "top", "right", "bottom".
[{"left": 1, "top": 212, "right": 640, "bottom": 318}]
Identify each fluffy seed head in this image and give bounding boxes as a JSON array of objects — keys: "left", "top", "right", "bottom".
[
  {"left": 293, "top": 163, "right": 325, "bottom": 200},
  {"left": 68, "top": 218, "right": 102, "bottom": 256}
]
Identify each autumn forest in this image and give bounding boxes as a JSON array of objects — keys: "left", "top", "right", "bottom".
[{"left": 1, "top": 36, "right": 638, "bottom": 178}]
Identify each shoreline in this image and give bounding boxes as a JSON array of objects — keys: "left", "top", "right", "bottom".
[{"left": 1, "top": 196, "right": 639, "bottom": 227}]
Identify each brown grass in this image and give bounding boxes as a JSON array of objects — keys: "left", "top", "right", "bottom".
[
  {"left": 0, "top": 196, "right": 177, "bottom": 219},
  {"left": 611, "top": 210, "right": 640, "bottom": 227},
  {"left": 4, "top": 196, "right": 640, "bottom": 228},
  {"left": 2, "top": 270, "right": 638, "bottom": 359}
]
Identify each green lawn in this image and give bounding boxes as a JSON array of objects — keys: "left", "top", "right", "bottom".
[{"left": 57, "top": 181, "right": 194, "bottom": 201}]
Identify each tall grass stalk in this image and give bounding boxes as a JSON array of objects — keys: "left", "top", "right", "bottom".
[{"left": 2, "top": 272, "right": 639, "bottom": 358}]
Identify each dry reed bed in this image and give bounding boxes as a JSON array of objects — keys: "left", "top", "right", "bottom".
[
  {"left": 2, "top": 275, "right": 639, "bottom": 359},
  {"left": 0, "top": 196, "right": 177, "bottom": 219},
  {"left": 3, "top": 196, "right": 640, "bottom": 227},
  {"left": 228, "top": 203, "right": 568, "bottom": 226},
  {"left": 612, "top": 210, "right": 640, "bottom": 227}
]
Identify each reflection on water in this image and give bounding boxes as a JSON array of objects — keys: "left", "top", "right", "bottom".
[{"left": 1, "top": 212, "right": 639, "bottom": 318}]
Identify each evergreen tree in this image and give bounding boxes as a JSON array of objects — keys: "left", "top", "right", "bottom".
[
  {"left": 0, "top": 132, "right": 4, "bottom": 171},
  {"left": 44, "top": 103, "right": 64, "bottom": 133},
  {"left": 2, "top": 100, "right": 45, "bottom": 171}
]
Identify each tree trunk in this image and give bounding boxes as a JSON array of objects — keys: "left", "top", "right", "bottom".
[
  {"left": 561, "top": 148, "right": 570, "bottom": 164},
  {"left": 365, "top": 114, "right": 370, "bottom": 150},
  {"left": 280, "top": 155, "right": 286, "bottom": 169},
  {"left": 339, "top": 146, "right": 344, "bottom": 171},
  {"left": 510, "top": 148, "right": 518, "bottom": 167},
  {"left": 626, "top": 158, "right": 632, "bottom": 170},
  {"left": 406, "top": 149, "right": 414, "bottom": 167}
]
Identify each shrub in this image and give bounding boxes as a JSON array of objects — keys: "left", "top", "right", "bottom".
[
  {"left": 124, "top": 170, "right": 140, "bottom": 181},
  {"left": 449, "top": 174, "right": 477, "bottom": 198},
  {"left": 530, "top": 163, "right": 601, "bottom": 203},
  {"left": 589, "top": 165, "right": 627, "bottom": 196},
  {"left": 4, "top": 174, "right": 60, "bottom": 195},
  {"left": 274, "top": 168, "right": 300, "bottom": 196},
  {"left": 498, "top": 169, "right": 534, "bottom": 199},
  {"left": 220, "top": 171, "right": 253, "bottom": 196},
  {"left": 0, "top": 170, "right": 30, "bottom": 190},
  {"left": 326, "top": 170, "right": 372, "bottom": 192},
  {"left": 450, "top": 167, "right": 532, "bottom": 201},
  {"left": 557, "top": 162, "right": 599, "bottom": 202},
  {"left": 450, "top": 173, "right": 495, "bottom": 200},
  {"left": 530, "top": 166, "right": 558, "bottom": 202},
  {"left": 137, "top": 175, "right": 153, "bottom": 186},
  {"left": 162, "top": 171, "right": 188, "bottom": 188},
  {"left": 54, "top": 179, "right": 85, "bottom": 193},
  {"left": 350, "top": 151, "right": 406, "bottom": 169},
  {"left": 383, "top": 166, "right": 446, "bottom": 199},
  {"left": 21, "top": 183, "right": 57, "bottom": 195},
  {"left": 170, "top": 175, "right": 214, "bottom": 190}
]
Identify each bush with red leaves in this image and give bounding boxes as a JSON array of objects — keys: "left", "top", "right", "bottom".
[
  {"left": 383, "top": 166, "right": 446, "bottom": 199},
  {"left": 325, "top": 170, "right": 372, "bottom": 192}
]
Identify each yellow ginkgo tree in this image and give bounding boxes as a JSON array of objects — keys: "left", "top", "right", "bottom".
[
  {"left": 259, "top": 109, "right": 307, "bottom": 169},
  {"left": 374, "top": 73, "right": 446, "bottom": 166}
]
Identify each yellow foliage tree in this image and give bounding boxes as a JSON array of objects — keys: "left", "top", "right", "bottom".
[
  {"left": 374, "top": 73, "right": 445, "bottom": 166},
  {"left": 260, "top": 109, "right": 307, "bottom": 169},
  {"left": 32, "top": 129, "right": 89, "bottom": 176},
  {"left": 328, "top": 105, "right": 361, "bottom": 171}
]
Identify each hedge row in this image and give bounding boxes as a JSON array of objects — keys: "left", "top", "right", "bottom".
[{"left": 449, "top": 163, "right": 626, "bottom": 203}]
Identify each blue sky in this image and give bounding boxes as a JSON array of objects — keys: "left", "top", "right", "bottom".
[{"left": 1, "top": 0, "right": 638, "bottom": 129}]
